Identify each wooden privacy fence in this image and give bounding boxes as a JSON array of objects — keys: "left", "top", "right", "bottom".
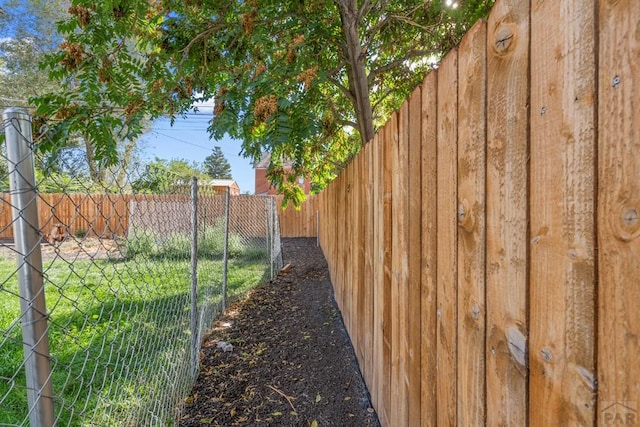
[
  {"left": 0, "top": 193, "right": 317, "bottom": 240},
  {"left": 275, "top": 195, "right": 319, "bottom": 238},
  {"left": 317, "top": 0, "right": 639, "bottom": 426},
  {"left": 0, "top": 193, "right": 132, "bottom": 240}
]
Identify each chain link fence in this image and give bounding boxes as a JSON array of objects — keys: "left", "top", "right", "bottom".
[{"left": 0, "top": 108, "right": 283, "bottom": 426}]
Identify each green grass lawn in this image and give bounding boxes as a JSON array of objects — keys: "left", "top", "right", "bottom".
[{"left": 0, "top": 243, "right": 270, "bottom": 426}]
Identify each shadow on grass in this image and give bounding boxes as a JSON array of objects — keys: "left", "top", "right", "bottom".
[
  {"left": 1, "top": 288, "right": 195, "bottom": 426},
  {"left": 1, "top": 249, "right": 271, "bottom": 426}
]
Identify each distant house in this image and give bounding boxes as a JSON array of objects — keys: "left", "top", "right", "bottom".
[
  {"left": 208, "top": 179, "right": 241, "bottom": 196},
  {"left": 254, "top": 152, "right": 311, "bottom": 195}
]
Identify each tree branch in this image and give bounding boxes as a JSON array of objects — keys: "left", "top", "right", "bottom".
[
  {"left": 336, "top": 118, "right": 358, "bottom": 129},
  {"left": 179, "top": 23, "right": 220, "bottom": 65},
  {"left": 368, "top": 49, "right": 433, "bottom": 85},
  {"left": 326, "top": 76, "right": 356, "bottom": 103}
]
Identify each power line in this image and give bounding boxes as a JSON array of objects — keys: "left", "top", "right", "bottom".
[{"left": 149, "top": 131, "right": 244, "bottom": 159}]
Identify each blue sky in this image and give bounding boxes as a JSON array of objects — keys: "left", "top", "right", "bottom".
[{"left": 138, "top": 108, "right": 256, "bottom": 194}]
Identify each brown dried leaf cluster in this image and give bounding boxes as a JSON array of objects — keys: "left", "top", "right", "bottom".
[
  {"left": 68, "top": 5, "right": 93, "bottom": 27},
  {"left": 60, "top": 41, "right": 85, "bottom": 71},
  {"left": 290, "top": 34, "right": 305, "bottom": 48},
  {"left": 297, "top": 66, "right": 318, "bottom": 90},
  {"left": 54, "top": 103, "right": 78, "bottom": 120},
  {"left": 124, "top": 96, "right": 143, "bottom": 120},
  {"left": 214, "top": 86, "right": 229, "bottom": 115},
  {"left": 286, "top": 49, "right": 296, "bottom": 64},
  {"left": 254, "top": 95, "right": 278, "bottom": 123},
  {"left": 240, "top": 10, "right": 257, "bottom": 35},
  {"left": 98, "top": 57, "right": 113, "bottom": 83},
  {"left": 285, "top": 35, "right": 306, "bottom": 64},
  {"left": 151, "top": 78, "right": 165, "bottom": 94},
  {"left": 251, "top": 61, "right": 266, "bottom": 81}
]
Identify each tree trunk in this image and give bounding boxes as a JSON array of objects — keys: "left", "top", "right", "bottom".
[
  {"left": 335, "top": 0, "right": 376, "bottom": 145},
  {"left": 116, "top": 138, "right": 137, "bottom": 188},
  {"left": 84, "top": 136, "right": 105, "bottom": 182}
]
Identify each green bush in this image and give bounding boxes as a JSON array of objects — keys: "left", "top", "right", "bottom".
[
  {"left": 123, "top": 225, "right": 267, "bottom": 261},
  {"left": 124, "top": 230, "right": 157, "bottom": 258}
]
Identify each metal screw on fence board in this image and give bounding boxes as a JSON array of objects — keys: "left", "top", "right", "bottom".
[
  {"left": 3, "top": 108, "right": 55, "bottom": 427},
  {"left": 613, "top": 76, "right": 621, "bottom": 88}
]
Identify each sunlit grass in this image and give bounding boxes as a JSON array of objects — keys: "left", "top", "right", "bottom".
[{"left": 0, "top": 240, "right": 269, "bottom": 426}]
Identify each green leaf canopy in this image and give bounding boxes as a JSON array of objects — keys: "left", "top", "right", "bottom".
[{"left": 33, "top": 0, "right": 492, "bottom": 203}]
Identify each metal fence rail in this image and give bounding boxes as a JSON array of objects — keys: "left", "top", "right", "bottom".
[{"left": 0, "top": 108, "right": 283, "bottom": 426}]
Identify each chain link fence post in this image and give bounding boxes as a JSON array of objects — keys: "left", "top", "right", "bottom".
[
  {"left": 270, "top": 197, "right": 283, "bottom": 278},
  {"left": 221, "top": 186, "right": 230, "bottom": 312},
  {"left": 3, "top": 108, "right": 55, "bottom": 427},
  {"left": 190, "top": 176, "right": 199, "bottom": 374}
]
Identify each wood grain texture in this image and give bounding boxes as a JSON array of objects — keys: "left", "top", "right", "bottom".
[
  {"left": 420, "top": 71, "right": 438, "bottom": 427},
  {"left": 597, "top": 0, "right": 640, "bottom": 417},
  {"left": 312, "top": 2, "right": 640, "bottom": 426},
  {"left": 407, "top": 85, "right": 422, "bottom": 426},
  {"left": 276, "top": 195, "right": 320, "bottom": 237},
  {"left": 351, "top": 153, "right": 362, "bottom": 369},
  {"left": 356, "top": 149, "right": 366, "bottom": 373},
  {"left": 456, "top": 19, "right": 487, "bottom": 427},
  {"left": 371, "top": 132, "right": 383, "bottom": 417},
  {"left": 391, "top": 102, "right": 409, "bottom": 425},
  {"left": 362, "top": 141, "right": 374, "bottom": 389},
  {"left": 485, "top": 0, "right": 530, "bottom": 424},
  {"left": 381, "top": 115, "right": 395, "bottom": 427},
  {"left": 529, "top": 0, "right": 596, "bottom": 425},
  {"left": 436, "top": 49, "right": 459, "bottom": 427}
]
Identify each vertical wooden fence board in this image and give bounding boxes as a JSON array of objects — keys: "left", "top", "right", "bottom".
[
  {"left": 372, "top": 132, "right": 383, "bottom": 415},
  {"left": 310, "top": 196, "right": 317, "bottom": 237},
  {"left": 436, "top": 48, "right": 459, "bottom": 427},
  {"left": 334, "top": 174, "right": 343, "bottom": 312},
  {"left": 0, "top": 194, "right": 12, "bottom": 240},
  {"left": 485, "top": 0, "right": 530, "bottom": 424},
  {"left": 342, "top": 169, "right": 350, "bottom": 320},
  {"left": 363, "top": 141, "right": 375, "bottom": 389},
  {"left": 456, "top": 20, "right": 487, "bottom": 427},
  {"left": 486, "top": 0, "right": 529, "bottom": 425},
  {"left": 350, "top": 151, "right": 366, "bottom": 367},
  {"left": 380, "top": 115, "right": 395, "bottom": 427},
  {"left": 391, "top": 103, "right": 409, "bottom": 425},
  {"left": 345, "top": 160, "right": 355, "bottom": 353},
  {"left": 529, "top": 1, "right": 596, "bottom": 425},
  {"left": 597, "top": 0, "right": 640, "bottom": 418},
  {"left": 407, "top": 85, "right": 423, "bottom": 426},
  {"left": 349, "top": 161, "right": 356, "bottom": 337},
  {"left": 420, "top": 71, "right": 438, "bottom": 427}
]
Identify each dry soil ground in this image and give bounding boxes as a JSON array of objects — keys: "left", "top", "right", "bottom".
[{"left": 178, "top": 238, "right": 380, "bottom": 427}]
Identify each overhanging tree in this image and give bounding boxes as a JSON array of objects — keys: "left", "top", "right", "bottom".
[
  {"left": 0, "top": 0, "right": 149, "bottom": 186},
  {"left": 33, "top": 0, "right": 493, "bottom": 204}
]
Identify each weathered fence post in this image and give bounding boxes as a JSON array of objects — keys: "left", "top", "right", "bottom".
[
  {"left": 266, "top": 197, "right": 273, "bottom": 279},
  {"left": 271, "top": 197, "right": 282, "bottom": 276},
  {"left": 221, "top": 187, "right": 230, "bottom": 311},
  {"left": 3, "top": 108, "right": 55, "bottom": 426},
  {"left": 190, "top": 176, "right": 198, "bottom": 374}
]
